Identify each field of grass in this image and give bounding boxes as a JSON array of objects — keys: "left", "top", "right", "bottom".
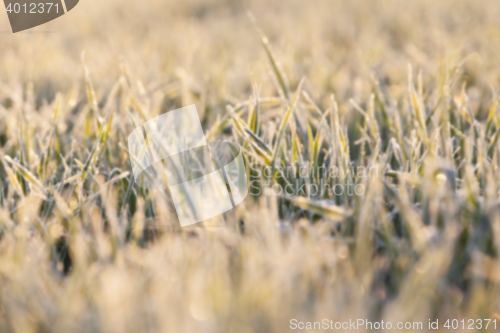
[{"left": 1, "top": 0, "right": 500, "bottom": 332}]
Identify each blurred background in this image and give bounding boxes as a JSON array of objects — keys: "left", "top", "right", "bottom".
[{"left": 1, "top": 0, "right": 500, "bottom": 111}]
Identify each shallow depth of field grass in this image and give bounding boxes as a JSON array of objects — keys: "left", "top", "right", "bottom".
[{"left": 1, "top": 0, "right": 500, "bottom": 332}]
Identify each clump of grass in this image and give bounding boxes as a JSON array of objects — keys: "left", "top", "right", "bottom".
[{"left": 1, "top": 0, "right": 500, "bottom": 332}]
